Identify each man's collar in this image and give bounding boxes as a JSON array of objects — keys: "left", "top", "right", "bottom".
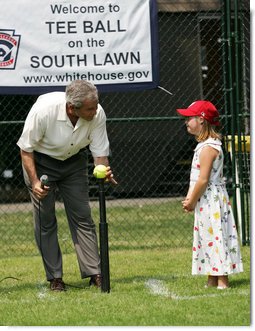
[{"left": 56, "top": 102, "right": 68, "bottom": 121}]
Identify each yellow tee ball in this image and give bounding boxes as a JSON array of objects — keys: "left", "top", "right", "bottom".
[{"left": 93, "top": 165, "right": 107, "bottom": 179}]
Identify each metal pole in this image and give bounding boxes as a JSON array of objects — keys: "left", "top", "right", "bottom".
[
  {"left": 98, "top": 179, "right": 110, "bottom": 293},
  {"left": 224, "top": 0, "right": 238, "bottom": 224},
  {"left": 234, "top": 0, "right": 247, "bottom": 245}
]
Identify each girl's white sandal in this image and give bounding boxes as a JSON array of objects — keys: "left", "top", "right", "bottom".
[{"left": 217, "top": 286, "right": 229, "bottom": 290}]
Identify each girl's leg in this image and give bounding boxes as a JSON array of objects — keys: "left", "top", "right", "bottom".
[
  {"left": 207, "top": 275, "right": 218, "bottom": 287},
  {"left": 217, "top": 275, "right": 229, "bottom": 288}
]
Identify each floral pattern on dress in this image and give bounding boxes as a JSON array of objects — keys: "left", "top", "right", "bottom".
[{"left": 190, "top": 138, "right": 243, "bottom": 275}]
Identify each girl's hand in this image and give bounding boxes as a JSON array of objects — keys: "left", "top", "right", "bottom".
[{"left": 182, "top": 198, "right": 196, "bottom": 212}]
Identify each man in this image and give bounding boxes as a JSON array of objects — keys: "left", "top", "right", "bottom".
[{"left": 17, "top": 80, "right": 117, "bottom": 291}]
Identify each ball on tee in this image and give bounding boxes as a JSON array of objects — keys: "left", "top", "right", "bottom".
[{"left": 93, "top": 165, "right": 107, "bottom": 179}]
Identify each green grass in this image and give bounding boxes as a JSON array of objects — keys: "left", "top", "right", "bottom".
[
  {"left": 0, "top": 199, "right": 250, "bottom": 325},
  {"left": 0, "top": 246, "right": 250, "bottom": 326},
  {"left": 0, "top": 199, "right": 194, "bottom": 257}
]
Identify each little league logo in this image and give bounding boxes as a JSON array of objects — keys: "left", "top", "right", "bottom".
[{"left": 0, "top": 29, "right": 21, "bottom": 69}]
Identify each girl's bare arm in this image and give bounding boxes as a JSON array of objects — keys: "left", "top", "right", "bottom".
[{"left": 182, "top": 146, "right": 218, "bottom": 212}]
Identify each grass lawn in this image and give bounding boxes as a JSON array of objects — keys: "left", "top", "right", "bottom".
[
  {"left": 0, "top": 246, "right": 250, "bottom": 326},
  {"left": 0, "top": 199, "right": 194, "bottom": 257}
]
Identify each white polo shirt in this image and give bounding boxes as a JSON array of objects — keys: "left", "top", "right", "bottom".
[{"left": 17, "top": 92, "right": 109, "bottom": 160}]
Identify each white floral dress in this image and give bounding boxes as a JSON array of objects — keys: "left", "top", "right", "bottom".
[{"left": 190, "top": 138, "right": 243, "bottom": 275}]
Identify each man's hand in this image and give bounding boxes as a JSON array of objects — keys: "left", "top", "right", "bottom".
[
  {"left": 105, "top": 166, "right": 118, "bottom": 185},
  {"left": 32, "top": 179, "right": 50, "bottom": 200}
]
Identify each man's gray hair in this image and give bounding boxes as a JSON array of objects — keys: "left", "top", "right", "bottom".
[{"left": 65, "top": 80, "right": 98, "bottom": 109}]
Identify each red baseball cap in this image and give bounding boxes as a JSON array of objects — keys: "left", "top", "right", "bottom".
[{"left": 176, "top": 100, "right": 220, "bottom": 126}]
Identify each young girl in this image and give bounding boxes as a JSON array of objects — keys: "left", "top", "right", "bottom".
[{"left": 176, "top": 100, "right": 243, "bottom": 289}]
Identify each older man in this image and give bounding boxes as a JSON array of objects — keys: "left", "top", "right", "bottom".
[{"left": 17, "top": 80, "right": 117, "bottom": 291}]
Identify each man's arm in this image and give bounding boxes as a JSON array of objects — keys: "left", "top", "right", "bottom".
[
  {"left": 94, "top": 156, "right": 109, "bottom": 167},
  {"left": 94, "top": 156, "right": 117, "bottom": 185},
  {"left": 20, "top": 150, "right": 49, "bottom": 199}
]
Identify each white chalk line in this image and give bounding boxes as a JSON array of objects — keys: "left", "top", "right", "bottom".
[
  {"left": 144, "top": 278, "right": 249, "bottom": 300},
  {"left": 0, "top": 282, "right": 58, "bottom": 304}
]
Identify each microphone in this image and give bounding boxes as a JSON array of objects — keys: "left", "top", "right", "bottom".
[{"left": 40, "top": 174, "right": 49, "bottom": 189}]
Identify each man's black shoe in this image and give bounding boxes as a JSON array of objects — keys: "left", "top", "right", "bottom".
[
  {"left": 89, "top": 274, "right": 102, "bottom": 288},
  {"left": 50, "top": 278, "right": 66, "bottom": 291}
]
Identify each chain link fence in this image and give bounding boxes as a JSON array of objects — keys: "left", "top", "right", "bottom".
[{"left": 0, "top": 0, "right": 250, "bottom": 257}]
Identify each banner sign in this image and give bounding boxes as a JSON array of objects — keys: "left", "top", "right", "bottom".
[{"left": 0, "top": 0, "right": 159, "bottom": 94}]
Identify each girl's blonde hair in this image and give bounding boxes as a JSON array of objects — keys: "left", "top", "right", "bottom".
[{"left": 196, "top": 119, "right": 222, "bottom": 142}]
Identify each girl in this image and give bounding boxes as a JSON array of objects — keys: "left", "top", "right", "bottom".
[{"left": 176, "top": 100, "right": 243, "bottom": 289}]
